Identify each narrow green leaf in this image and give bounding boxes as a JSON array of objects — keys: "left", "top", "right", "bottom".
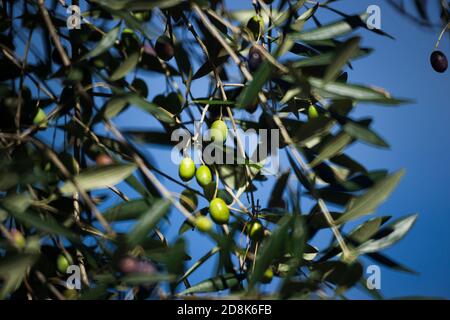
[
  {"left": 110, "top": 52, "right": 140, "bottom": 81},
  {"left": 344, "top": 121, "right": 389, "bottom": 148},
  {"left": 236, "top": 61, "right": 272, "bottom": 109},
  {"left": 310, "top": 132, "right": 353, "bottom": 167},
  {"left": 309, "top": 78, "right": 409, "bottom": 105},
  {"left": 60, "top": 164, "right": 137, "bottom": 195},
  {"left": 179, "top": 273, "right": 245, "bottom": 295},
  {"left": 292, "top": 13, "right": 369, "bottom": 41},
  {"left": 324, "top": 36, "right": 361, "bottom": 83},
  {"left": 357, "top": 214, "right": 418, "bottom": 253},
  {"left": 82, "top": 26, "right": 120, "bottom": 60},
  {"left": 249, "top": 215, "right": 292, "bottom": 288},
  {"left": 337, "top": 169, "right": 405, "bottom": 224},
  {"left": 103, "top": 198, "right": 153, "bottom": 222},
  {"left": 127, "top": 199, "right": 171, "bottom": 247}
]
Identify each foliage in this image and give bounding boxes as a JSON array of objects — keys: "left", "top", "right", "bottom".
[{"left": 0, "top": 0, "right": 444, "bottom": 300}]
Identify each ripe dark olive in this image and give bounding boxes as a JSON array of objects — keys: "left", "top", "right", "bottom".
[
  {"left": 430, "top": 50, "right": 448, "bottom": 73},
  {"left": 209, "top": 198, "right": 230, "bottom": 224},
  {"left": 210, "top": 119, "right": 228, "bottom": 143},
  {"left": 96, "top": 154, "right": 113, "bottom": 166},
  {"left": 155, "top": 36, "right": 174, "bottom": 61},
  {"left": 246, "top": 99, "right": 259, "bottom": 114},
  {"left": 246, "top": 15, "right": 264, "bottom": 41},
  {"left": 180, "top": 189, "right": 198, "bottom": 212},
  {"left": 117, "top": 256, "right": 156, "bottom": 274},
  {"left": 246, "top": 220, "right": 265, "bottom": 241},
  {"left": 261, "top": 268, "right": 273, "bottom": 284},
  {"left": 195, "top": 216, "right": 213, "bottom": 232},
  {"left": 179, "top": 157, "right": 196, "bottom": 182},
  {"left": 131, "top": 78, "right": 149, "bottom": 97},
  {"left": 57, "top": 254, "right": 70, "bottom": 273},
  {"left": 248, "top": 46, "right": 264, "bottom": 72},
  {"left": 196, "top": 165, "right": 213, "bottom": 187}
]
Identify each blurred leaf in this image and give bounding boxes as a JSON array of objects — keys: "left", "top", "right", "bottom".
[
  {"left": 343, "top": 121, "right": 389, "bottom": 148},
  {"left": 249, "top": 215, "right": 292, "bottom": 288},
  {"left": 357, "top": 214, "right": 418, "bottom": 253},
  {"left": 179, "top": 273, "right": 245, "bottom": 295},
  {"left": 236, "top": 61, "right": 272, "bottom": 109},
  {"left": 82, "top": 26, "right": 120, "bottom": 60},
  {"left": 127, "top": 199, "right": 171, "bottom": 247},
  {"left": 324, "top": 36, "right": 361, "bottom": 83},
  {"left": 292, "top": 13, "right": 369, "bottom": 41},
  {"left": 309, "top": 78, "right": 409, "bottom": 104},
  {"left": 110, "top": 52, "right": 140, "bottom": 81},
  {"left": 337, "top": 169, "right": 405, "bottom": 224},
  {"left": 310, "top": 132, "right": 353, "bottom": 167},
  {"left": 103, "top": 198, "right": 153, "bottom": 221},
  {"left": 60, "top": 164, "right": 137, "bottom": 195},
  {"left": 0, "top": 254, "right": 38, "bottom": 299},
  {"left": 193, "top": 55, "right": 229, "bottom": 80},
  {"left": 91, "top": 0, "right": 182, "bottom": 10}
]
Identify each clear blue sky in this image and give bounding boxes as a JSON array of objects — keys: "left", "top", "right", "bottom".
[{"left": 32, "top": 0, "right": 448, "bottom": 298}]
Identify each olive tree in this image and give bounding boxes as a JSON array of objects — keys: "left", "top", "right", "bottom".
[{"left": 0, "top": 0, "right": 447, "bottom": 300}]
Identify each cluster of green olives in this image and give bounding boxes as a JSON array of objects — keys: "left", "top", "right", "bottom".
[{"left": 178, "top": 120, "right": 232, "bottom": 231}]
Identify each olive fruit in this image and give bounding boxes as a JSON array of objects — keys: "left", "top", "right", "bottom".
[
  {"left": 96, "top": 154, "right": 113, "bottom": 166},
  {"left": 308, "top": 105, "right": 319, "bottom": 119},
  {"left": 179, "top": 157, "right": 196, "bottom": 182},
  {"left": 248, "top": 46, "right": 264, "bottom": 72},
  {"left": 132, "top": 78, "right": 149, "bottom": 97},
  {"left": 155, "top": 36, "right": 174, "bottom": 61},
  {"left": 209, "top": 198, "right": 230, "bottom": 225},
  {"left": 196, "top": 165, "right": 213, "bottom": 187},
  {"left": 11, "top": 229, "right": 26, "bottom": 249},
  {"left": 57, "top": 254, "right": 70, "bottom": 273},
  {"left": 261, "top": 268, "right": 273, "bottom": 284},
  {"left": 195, "top": 216, "right": 213, "bottom": 232},
  {"left": 33, "top": 108, "right": 48, "bottom": 129},
  {"left": 210, "top": 119, "right": 228, "bottom": 143},
  {"left": 117, "top": 256, "right": 156, "bottom": 274},
  {"left": 430, "top": 50, "right": 448, "bottom": 73},
  {"left": 246, "top": 220, "right": 265, "bottom": 241},
  {"left": 246, "top": 15, "right": 264, "bottom": 41},
  {"left": 180, "top": 189, "right": 198, "bottom": 211}
]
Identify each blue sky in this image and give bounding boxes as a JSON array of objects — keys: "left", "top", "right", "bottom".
[{"left": 28, "top": 0, "right": 449, "bottom": 298}]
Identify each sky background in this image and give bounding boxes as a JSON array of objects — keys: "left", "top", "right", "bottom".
[{"left": 30, "top": 0, "right": 449, "bottom": 299}]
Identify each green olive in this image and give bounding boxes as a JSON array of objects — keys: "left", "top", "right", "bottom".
[
  {"left": 57, "top": 254, "right": 70, "bottom": 274},
  {"left": 11, "top": 229, "right": 26, "bottom": 249},
  {"left": 33, "top": 108, "right": 48, "bottom": 129},
  {"left": 261, "top": 267, "right": 273, "bottom": 284},
  {"left": 308, "top": 105, "right": 319, "bottom": 119},
  {"left": 210, "top": 119, "right": 228, "bottom": 143},
  {"left": 246, "top": 15, "right": 264, "bottom": 41},
  {"left": 209, "top": 198, "right": 230, "bottom": 225},
  {"left": 180, "top": 189, "right": 198, "bottom": 212},
  {"left": 179, "top": 157, "right": 196, "bottom": 182},
  {"left": 196, "top": 165, "right": 213, "bottom": 187},
  {"left": 246, "top": 220, "right": 265, "bottom": 241},
  {"left": 195, "top": 216, "right": 213, "bottom": 232}
]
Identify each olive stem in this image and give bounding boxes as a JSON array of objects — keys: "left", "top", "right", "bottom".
[{"left": 435, "top": 22, "right": 450, "bottom": 49}]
